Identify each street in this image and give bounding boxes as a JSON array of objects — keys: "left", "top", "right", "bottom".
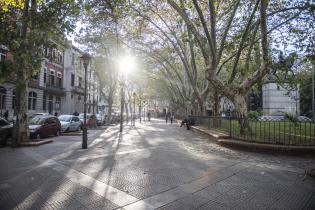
[{"left": 0, "top": 118, "right": 315, "bottom": 210}]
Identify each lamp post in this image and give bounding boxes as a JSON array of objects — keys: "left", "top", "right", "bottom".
[
  {"left": 119, "top": 81, "right": 124, "bottom": 132},
  {"left": 81, "top": 53, "right": 91, "bottom": 149},
  {"left": 139, "top": 98, "right": 142, "bottom": 123},
  {"left": 143, "top": 101, "right": 146, "bottom": 121},
  {"left": 133, "top": 92, "right": 136, "bottom": 126}
]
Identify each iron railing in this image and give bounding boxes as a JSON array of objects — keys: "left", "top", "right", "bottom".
[{"left": 190, "top": 116, "right": 315, "bottom": 146}]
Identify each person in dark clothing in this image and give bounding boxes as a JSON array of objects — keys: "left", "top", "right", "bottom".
[
  {"left": 3, "top": 110, "right": 8, "bottom": 120},
  {"left": 73, "top": 111, "right": 79, "bottom": 116},
  {"left": 180, "top": 116, "right": 195, "bottom": 130},
  {"left": 180, "top": 118, "right": 188, "bottom": 127},
  {"left": 54, "top": 112, "right": 58, "bottom": 117},
  {"left": 170, "top": 114, "right": 174, "bottom": 124},
  {"left": 147, "top": 112, "right": 151, "bottom": 121}
]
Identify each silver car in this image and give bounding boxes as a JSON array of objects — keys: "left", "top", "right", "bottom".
[{"left": 58, "top": 115, "right": 82, "bottom": 132}]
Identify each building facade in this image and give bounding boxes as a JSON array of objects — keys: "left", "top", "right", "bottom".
[
  {"left": 0, "top": 40, "right": 101, "bottom": 120},
  {"left": 262, "top": 82, "right": 300, "bottom": 116}
]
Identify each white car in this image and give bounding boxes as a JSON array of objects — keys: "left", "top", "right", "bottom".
[
  {"left": 58, "top": 115, "right": 82, "bottom": 132},
  {"left": 96, "top": 114, "right": 105, "bottom": 125}
]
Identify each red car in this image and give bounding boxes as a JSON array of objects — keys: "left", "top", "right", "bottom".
[
  {"left": 29, "top": 116, "right": 61, "bottom": 139},
  {"left": 79, "top": 113, "right": 97, "bottom": 128}
]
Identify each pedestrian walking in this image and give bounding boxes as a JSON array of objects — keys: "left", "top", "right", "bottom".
[
  {"left": 147, "top": 112, "right": 151, "bottom": 121},
  {"left": 166, "top": 112, "right": 171, "bottom": 124},
  {"left": 170, "top": 114, "right": 174, "bottom": 124},
  {"left": 3, "top": 110, "right": 8, "bottom": 120}
]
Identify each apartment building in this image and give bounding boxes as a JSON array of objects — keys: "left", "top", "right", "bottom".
[
  {"left": 0, "top": 40, "right": 101, "bottom": 120},
  {"left": 63, "top": 41, "right": 100, "bottom": 114}
]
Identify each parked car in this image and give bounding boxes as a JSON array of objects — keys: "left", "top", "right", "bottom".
[
  {"left": 96, "top": 114, "right": 105, "bottom": 126},
  {"left": 296, "top": 116, "right": 312, "bottom": 122},
  {"left": 29, "top": 116, "right": 61, "bottom": 139},
  {"left": 259, "top": 115, "right": 285, "bottom": 121},
  {"left": 78, "top": 113, "right": 97, "bottom": 128},
  {"left": 58, "top": 115, "right": 82, "bottom": 132},
  {"left": 28, "top": 113, "right": 51, "bottom": 120},
  {"left": 0, "top": 117, "right": 13, "bottom": 146}
]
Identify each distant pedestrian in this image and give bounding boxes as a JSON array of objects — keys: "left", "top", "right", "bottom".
[
  {"left": 3, "top": 110, "right": 8, "bottom": 120},
  {"left": 73, "top": 110, "right": 79, "bottom": 116},
  {"left": 54, "top": 112, "right": 58, "bottom": 117},
  {"left": 147, "top": 112, "right": 151, "bottom": 121},
  {"left": 165, "top": 112, "right": 171, "bottom": 124},
  {"left": 170, "top": 114, "right": 174, "bottom": 124}
]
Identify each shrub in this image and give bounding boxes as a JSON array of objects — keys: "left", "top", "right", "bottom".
[
  {"left": 248, "top": 111, "right": 263, "bottom": 121},
  {"left": 284, "top": 112, "right": 298, "bottom": 124}
]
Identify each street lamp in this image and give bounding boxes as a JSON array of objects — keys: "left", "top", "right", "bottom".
[
  {"left": 133, "top": 92, "right": 136, "bottom": 126},
  {"left": 81, "top": 52, "right": 91, "bottom": 149}
]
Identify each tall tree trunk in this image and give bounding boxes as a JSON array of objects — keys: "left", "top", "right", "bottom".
[
  {"left": 106, "top": 97, "right": 113, "bottom": 125},
  {"left": 125, "top": 102, "right": 129, "bottom": 122},
  {"left": 14, "top": 66, "right": 29, "bottom": 144},
  {"left": 13, "top": 0, "right": 30, "bottom": 145},
  {"left": 212, "top": 90, "right": 220, "bottom": 117},
  {"left": 233, "top": 93, "right": 249, "bottom": 135}
]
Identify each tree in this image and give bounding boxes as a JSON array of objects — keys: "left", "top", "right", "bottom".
[
  {"left": 0, "top": 0, "right": 80, "bottom": 144},
  {"left": 166, "top": 0, "right": 314, "bottom": 133}
]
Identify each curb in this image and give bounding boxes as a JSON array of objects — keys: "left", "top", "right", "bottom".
[
  {"left": 20, "top": 139, "right": 53, "bottom": 147},
  {"left": 186, "top": 124, "right": 315, "bottom": 154},
  {"left": 61, "top": 133, "right": 82, "bottom": 136},
  {"left": 217, "top": 139, "right": 315, "bottom": 153},
  {"left": 190, "top": 126, "right": 229, "bottom": 139}
]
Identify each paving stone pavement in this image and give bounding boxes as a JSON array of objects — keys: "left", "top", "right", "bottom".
[{"left": 0, "top": 118, "right": 315, "bottom": 210}]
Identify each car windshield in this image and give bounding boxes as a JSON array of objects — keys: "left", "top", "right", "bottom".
[
  {"left": 29, "top": 117, "right": 45, "bottom": 125},
  {"left": 58, "top": 116, "right": 71, "bottom": 122}
]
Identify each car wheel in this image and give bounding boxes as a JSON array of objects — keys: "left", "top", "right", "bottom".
[
  {"left": 76, "top": 126, "right": 80, "bottom": 132},
  {"left": 36, "top": 133, "right": 41, "bottom": 140},
  {"left": 55, "top": 130, "right": 60, "bottom": 136},
  {"left": 65, "top": 127, "right": 69, "bottom": 133}
]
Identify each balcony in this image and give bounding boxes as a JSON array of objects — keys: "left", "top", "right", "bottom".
[
  {"left": 44, "top": 83, "right": 65, "bottom": 96},
  {"left": 71, "top": 86, "right": 84, "bottom": 95}
]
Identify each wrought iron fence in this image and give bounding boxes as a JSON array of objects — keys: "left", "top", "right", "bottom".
[{"left": 190, "top": 116, "right": 315, "bottom": 146}]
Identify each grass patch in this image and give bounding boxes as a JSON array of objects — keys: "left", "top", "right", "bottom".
[{"left": 194, "top": 117, "right": 315, "bottom": 145}]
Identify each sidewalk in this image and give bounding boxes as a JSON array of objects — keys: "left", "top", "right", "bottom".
[{"left": 0, "top": 119, "right": 314, "bottom": 209}]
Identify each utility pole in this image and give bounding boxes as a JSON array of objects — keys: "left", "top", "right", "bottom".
[
  {"left": 133, "top": 92, "right": 136, "bottom": 126},
  {"left": 312, "top": 67, "right": 315, "bottom": 120},
  {"left": 139, "top": 100, "right": 142, "bottom": 123}
]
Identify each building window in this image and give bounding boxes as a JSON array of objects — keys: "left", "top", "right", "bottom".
[
  {"left": 57, "top": 72, "right": 62, "bottom": 88},
  {"left": 28, "top": 91, "right": 37, "bottom": 110},
  {"left": 44, "top": 68, "right": 47, "bottom": 84},
  {"left": 0, "top": 48, "right": 6, "bottom": 62},
  {"left": 12, "top": 89, "right": 16, "bottom": 109},
  {"left": 55, "top": 96, "right": 61, "bottom": 110},
  {"left": 71, "top": 73, "right": 75, "bottom": 86},
  {"left": 49, "top": 70, "right": 55, "bottom": 86},
  {"left": 48, "top": 95, "right": 53, "bottom": 114},
  {"left": 43, "top": 94, "right": 46, "bottom": 111},
  {"left": 0, "top": 86, "right": 6, "bottom": 110},
  {"left": 78, "top": 76, "right": 82, "bottom": 88}
]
